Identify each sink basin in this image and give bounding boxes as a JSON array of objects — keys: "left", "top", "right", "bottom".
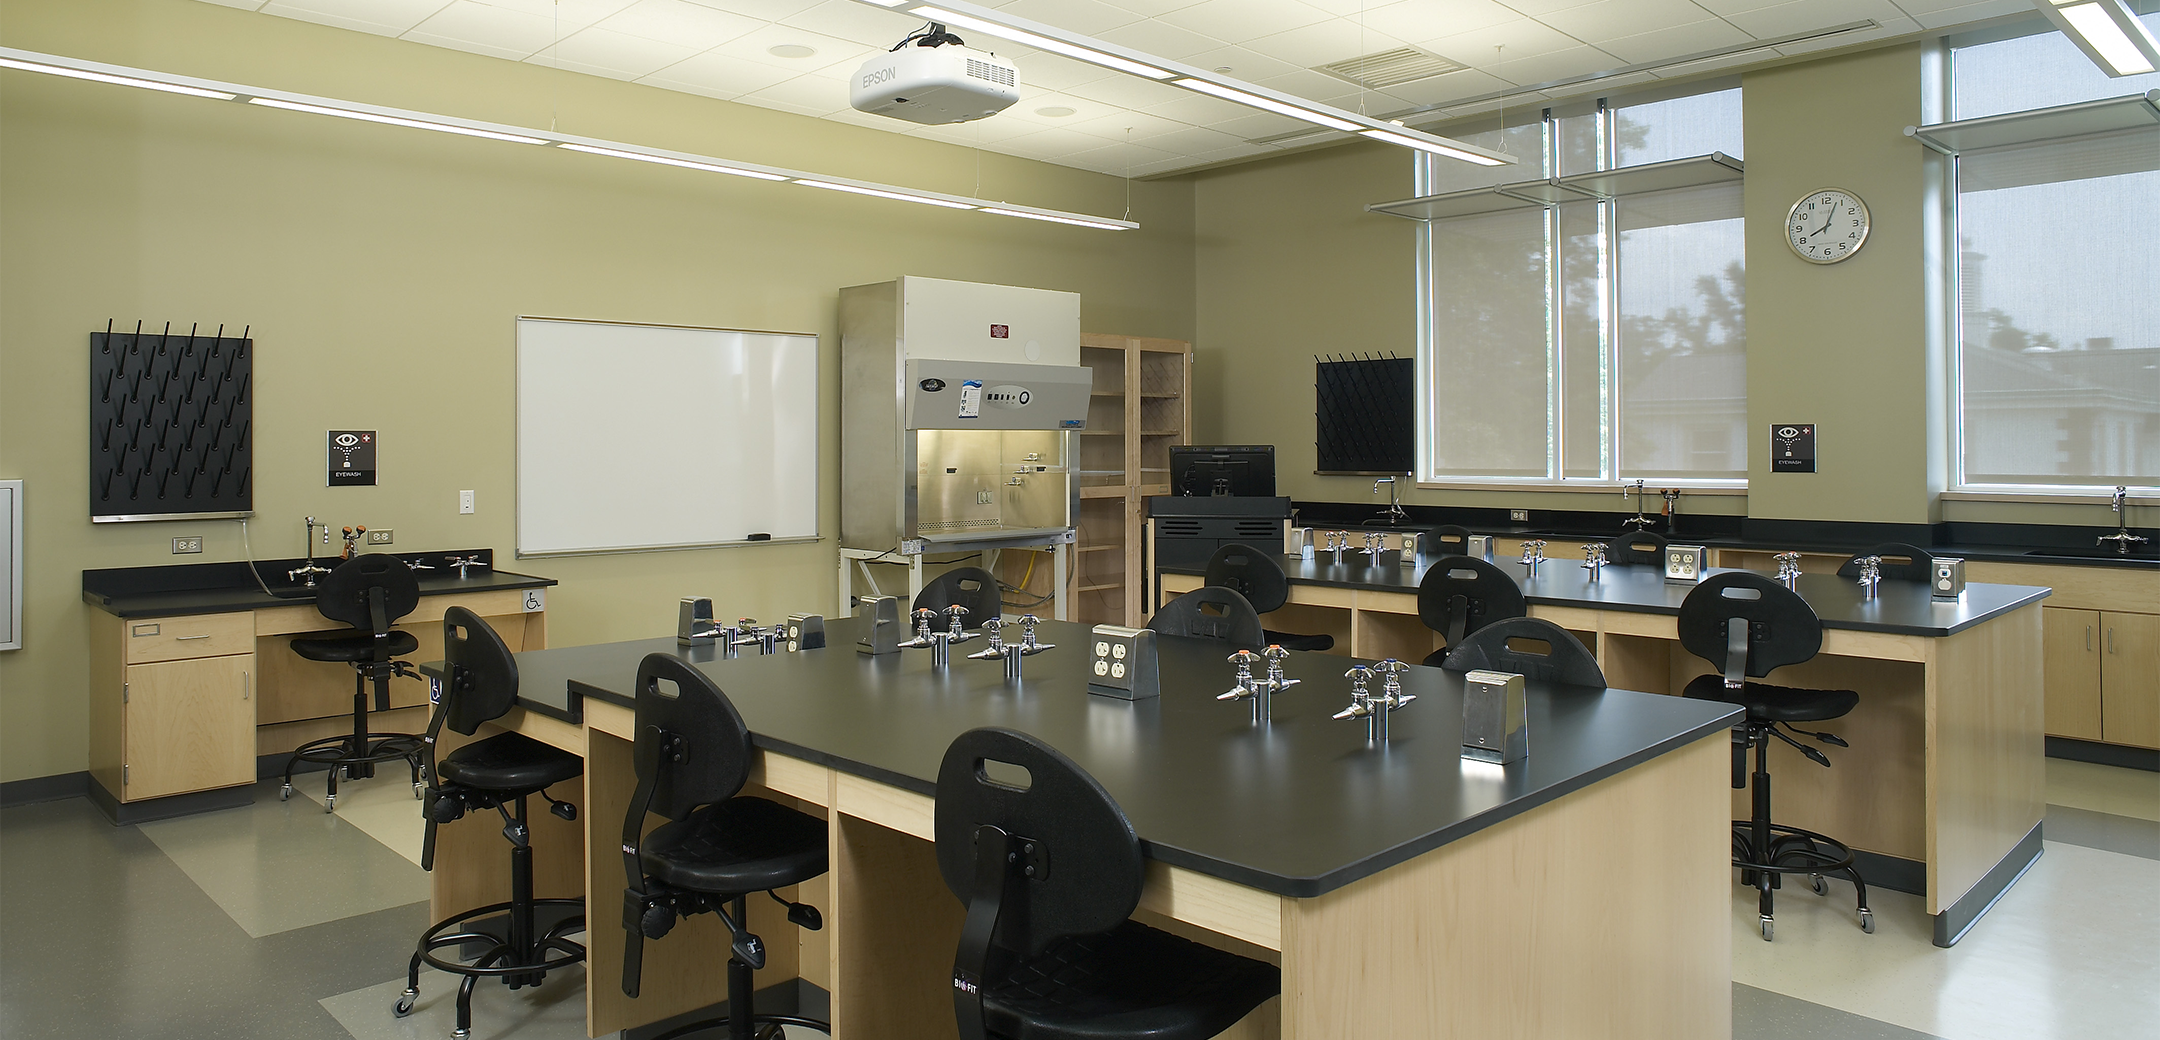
[{"left": 2021, "top": 546, "right": 2160, "bottom": 561}]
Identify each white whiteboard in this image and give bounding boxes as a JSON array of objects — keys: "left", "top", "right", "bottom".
[{"left": 516, "top": 318, "right": 818, "bottom": 556}]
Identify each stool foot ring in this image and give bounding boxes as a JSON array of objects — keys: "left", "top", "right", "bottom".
[
  {"left": 1731, "top": 820, "right": 1871, "bottom": 940},
  {"left": 415, "top": 899, "right": 588, "bottom": 979}
]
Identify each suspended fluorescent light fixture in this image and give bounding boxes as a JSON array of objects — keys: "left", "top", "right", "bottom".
[
  {"left": 859, "top": 0, "right": 1514, "bottom": 166},
  {"left": 2037, "top": 0, "right": 2160, "bottom": 76},
  {"left": 793, "top": 179, "right": 978, "bottom": 208},
  {"left": 0, "top": 54, "right": 235, "bottom": 99},
  {"left": 0, "top": 45, "right": 1135, "bottom": 230},
  {"left": 248, "top": 97, "right": 550, "bottom": 145},
  {"left": 558, "top": 143, "right": 788, "bottom": 180}
]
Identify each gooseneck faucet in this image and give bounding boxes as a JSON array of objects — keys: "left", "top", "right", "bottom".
[
  {"left": 287, "top": 516, "right": 332, "bottom": 588},
  {"left": 1371, "top": 476, "right": 1410, "bottom": 526},
  {"left": 1621, "top": 481, "right": 1654, "bottom": 531},
  {"left": 2098, "top": 486, "right": 2148, "bottom": 554}
]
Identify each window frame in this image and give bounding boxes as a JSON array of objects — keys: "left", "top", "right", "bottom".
[{"left": 1413, "top": 85, "right": 1750, "bottom": 493}]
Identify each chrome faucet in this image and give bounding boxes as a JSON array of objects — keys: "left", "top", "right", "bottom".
[
  {"left": 1621, "top": 480, "right": 1654, "bottom": 531},
  {"left": 287, "top": 515, "right": 332, "bottom": 587},
  {"left": 1854, "top": 556, "right": 1882, "bottom": 600},
  {"left": 1218, "top": 645, "right": 1298, "bottom": 724},
  {"left": 1520, "top": 539, "right": 1547, "bottom": 571},
  {"left": 1362, "top": 532, "right": 1386, "bottom": 560},
  {"left": 445, "top": 555, "right": 486, "bottom": 579},
  {"left": 1370, "top": 476, "right": 1410, "bottom": 526},
  {"left": 2098, "top": 486, "right": 2148, "bottom": 554},
  {"left": 1334, "top": 659, "right": 1415, "bottom": 745},
  {"left": 900, "top": 608, "right": 938, "bottom": 648},
  {"left": 1582, "top": 542, "right": 1607, "bottom": 580},
  {"left": 968, "top": 616, "right": 1009, "bottom": 660},
  {"left": 1774, "top": 552, "right": 1803, "bottom": 588},
  {"left": 1016, "top": 614, "right": 1052, "bottom": 654},
  {"left": 944, "top": 604, "right": 975, "bottom": 644}
]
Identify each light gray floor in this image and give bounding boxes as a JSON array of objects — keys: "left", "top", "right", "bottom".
[{"left": 3, "top": 765, "right": 2156, "bottom": 1039}]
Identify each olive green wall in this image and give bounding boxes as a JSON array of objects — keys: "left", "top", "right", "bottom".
[{"left": 0, "top": 0, "right": 1195, "bottom": 783}]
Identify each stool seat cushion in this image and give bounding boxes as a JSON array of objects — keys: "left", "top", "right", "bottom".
[
  {"left": 291, "top": 630, "right": 419, "bottom": 663},
  {"left": 1683, "top": 674, "right": 1859, "bottom": 723},
  {"left": 640, "top": 797, "right": 829, "bottom": 895},
  {"left": 1261, "top": 629, "right": 1334, "bottom": 653},
  {"left": 983, "top": 919, "right": 1281, "bottom": 1040},
  {"left": 438, "top": 732, "right": 583, "bottom": 794}
]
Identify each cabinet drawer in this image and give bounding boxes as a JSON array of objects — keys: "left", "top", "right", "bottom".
[{"left": 124, "top": 612, "right": 255, "bottom": 664}]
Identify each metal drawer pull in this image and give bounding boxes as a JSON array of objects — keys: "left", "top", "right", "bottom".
[
  {"left": 243, "top": 673, "right": 251, "bottom": 700},
  {"left": 2087, "top": 626, "right": 2094, "bottom": 652},
  {"left": 175, "top": 634, "right": 212, "bottom": 641},
  {"left": 2107, "top": 628, "right": 2114, "bottom": 654}
]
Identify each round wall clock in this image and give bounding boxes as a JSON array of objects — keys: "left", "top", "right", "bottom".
[{"left": 1785, "top": 187, "right": 1870, "bottom": 264}]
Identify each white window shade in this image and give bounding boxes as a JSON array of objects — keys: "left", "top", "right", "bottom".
[
  {"left": 1427, "top": 208, "right": 1552, "bottom": 479},
  {"left": 1616, "top": 183, "right": 1747, "bottom": 481}
]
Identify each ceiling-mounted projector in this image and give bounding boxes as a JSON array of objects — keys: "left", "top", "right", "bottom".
[{"left": 850, "top": 32, "right": 1019, "bottom": 126}]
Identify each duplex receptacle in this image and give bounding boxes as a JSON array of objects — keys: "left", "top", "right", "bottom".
[
  {"left": 1510, "top": 509, "right": 1529, "bottom": 523},
  {"left": 172, "top": 536, "right": 203, "bottom": 554},
  {"left": 366, "top": 529, "right": 393, "bottom": 545}
]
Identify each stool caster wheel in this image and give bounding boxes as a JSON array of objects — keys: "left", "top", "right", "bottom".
[
  {"left": 279, "top": 784, "right": 293, "bottom": 801},
  {"left": 453, "top": 1029, "right": 470, "bottom": 1040},
  {"left": 1810, "top": 873, "right": 1828, "bottom": 896},
  {"left": 1859, "top": 908, "right": 1875, "bottom": 934},
  {"left": 393, "top": 989, "right": 417, "bottom": 1017},
  {"left": 1759, "top": 915, "right": 1774, "bottom": 942},
  {"left": 324, "top": 794, "right": 337, "bottom": 813}
]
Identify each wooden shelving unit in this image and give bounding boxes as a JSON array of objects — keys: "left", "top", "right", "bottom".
[{"left": 1001, "top": 333, "right": 1190, "bottom": 626}]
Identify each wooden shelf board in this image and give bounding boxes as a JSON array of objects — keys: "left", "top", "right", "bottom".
[
  {"left": 1080, "top": 486, "right": 1128, "bottom": 499},
  {"left": 1077, "top": 545, "right": 1120, "bottom": 553},
  {"left": 1077, "top": 582, "right": 1123, "bottom": 592}
]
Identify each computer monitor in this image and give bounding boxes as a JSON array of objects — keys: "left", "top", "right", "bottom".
[{"left": 1169, "top": 445, "right": 1276, "bottom": 497}]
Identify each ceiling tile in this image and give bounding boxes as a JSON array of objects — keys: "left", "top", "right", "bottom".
[
  {"left": 1060, "top": 138, "right": 1180, "bottom": 169},
  {"left": 533, "top": 25, "right": 702, "bottom": 77},
  {"left": 1136, "top": 89, "right": 1261, "bottom": 125},
  {"left": 407, "top": 1, "right": 564, "bottom": 56},
  {"left": 1178, "top": 44, "right": 1305, "bottom": 81},
  {"left": 1208, "top": 109, "right": 1312, "bottom": 139},
  {"left": 1688, "top": 0, "right": 1791, "bottom": 14},
  {"left": 1909, "top": 0, "right": 2029, "bottom": 29},
  {"left": 1597, "top": 18, "right": 1753, "bottom": 64},
  {"left": 1537, "top": 0, "right": 1711, "bottom": 42},
  {"left": 1357, "top": 0, "right": 1518, "bottom": 44},
  {"left": 999, "top": 89, "right": 1113, "bottom": 125},
  {"left": 1723, "top": 0, "right": 1909, "bottom": 37},
  {"left": 398, "top": 28, "right": 538, "bottom": 59},
  {"left": 1063, "top": 107, "right": 1190, "bottom": 138},
  {"left": 681, "top": 0, "right": 822, "bottom": 21},
  {"left": 1095, "top": 17, "right": 1227, "bottom": 58},
  {"left": 911, "top": 113, "right": 1050, "bottom": 141},
  {"left": 1239, "top": 18, "right": 1410, "bottom": 68},
  {"left": 1485, "top": 43, "right": 1622, "bottom": 85},
  {"left": 1421, "top": 17, "right": 1585, "bottom": 65},
  {"left": 1157, "top": 0, "right": 1332, "bottom": 45},
  {"left": 706, "top": 22, "right": 877, "bottom": 73},
  {"left": 1006, "top": 50, "right": 1117, "bottom": 91},
  {"left": 261, "top": 0, "right": 450, "bottom": 35},
  {"left": 1125, "top": 122, "right": 1246, "bottom": 151},
  {"left": 999, "top": 125, "right": 1127, "bottom": 155},
  {"left": 1254, "top": 67, "right": 1383, "bottom": 104},
  {"left": 641, "top": 49, "right": 801, "bottom": 95},
  {"left": 1062, "top": 72, "right": 1194, "bottom": 108},
  {"left": 468, "top": 0, "right": 639, "bottom": 32},
  {"left": 1102, "top": 0, "right": 1208, "bottom": 18},
  {"left": 995, "top": 0, "right": 1147, "bottom": 35},
  {"left": 598, "top": 0, "right": 763, "bottom": 46},
  {"left": 737, "top": 68, "right": 851, "bottom": 112},
  {"left": 196, "top": 0, "right": 271, "bottom": 9},
  {"left": 1771, "top": 13, "right": 1917, "bottom": 52},
  {"left": 732, "top": 93, "right": 835, "bottom": 116},
  {"left": 779, "top": 0, "right": 923, "bottom": 48}
]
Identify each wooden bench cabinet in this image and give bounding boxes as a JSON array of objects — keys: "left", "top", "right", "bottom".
[{"left": 91, "top": 613, "right": 258, "bottom": 803}]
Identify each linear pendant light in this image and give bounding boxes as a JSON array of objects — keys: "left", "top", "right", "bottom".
[
  {"left": 2037, "top": 0, "right": 2160, "bottom": 76},
  {"left": 0, "top": 46, "right": 1136, "bottom": 230},
  {"left": 857, "top": 0, "right": 1515, "bottom": 167}
]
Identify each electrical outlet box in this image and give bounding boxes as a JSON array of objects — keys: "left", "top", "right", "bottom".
[
  {"left": 366, "top": 529, "right": 393, "bottom": 545},
  {"left": 171, "top": 536, "right": 203, "bottom": 554},
  {"left": 1510, "top": 509, "right": 1529, "bottom": 522},
  {"left": 459, "top": 490, "right": 475, "bottom": 514}
]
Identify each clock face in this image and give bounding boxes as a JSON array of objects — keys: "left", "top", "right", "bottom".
[{"left": 1786, "top": 188, "right": 1870, "bottom": 264}]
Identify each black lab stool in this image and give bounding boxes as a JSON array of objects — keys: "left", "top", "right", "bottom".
[{"left": 280, "top": 553, "right": 426, "bottom": 811}]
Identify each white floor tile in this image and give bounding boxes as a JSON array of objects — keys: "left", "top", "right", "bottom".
[
  {"left": 2046, "top": 759, "right": 2160, "bottom": 823},
  {"left": 296, "top": 769, "right": 431, "bottom": 867}
]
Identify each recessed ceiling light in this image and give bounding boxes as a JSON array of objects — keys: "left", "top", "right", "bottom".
[
  {"left": 768, "top": 44, "right": 817, "bottom": 59},
  {"left": 1035, "top": 105, "right": 1075, "bottom": 117}
]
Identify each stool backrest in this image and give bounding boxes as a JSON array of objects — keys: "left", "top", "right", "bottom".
[
  {"left": 440, "top": 607, "right": 518, "bottom": 736},
  {"left": 1836, "top": 542, "right": 1934, "bottom": 581},
  {"left": 314, "top": 553, "right": 420, "bottom": 632},
  {"left": 914, "top": 567, "right": 1002, "bottom": 625},
  {"left": 935, "top": 727, "right": 1142, "bottom": 960},
  {"left": 1417, "top": 555, "right": 1526, "bottom": 649},
  {"left": 1442, "top": 617, "right": 1605, "bottom": 688},
  {"left": 1677, "top": 572, "right": 1823, "bottom": 681},
  {"left": 1429, "top": 525, "right": 1474, "bottom": 557},
  {"left": 1204, "top": 543, "right": 1289, "bottom": 614},
  {"left": 1610, "top": 530, "right": 1669, "bottom": 566},
  {"left": 1147, "top": 586, "right": 1265, "bottom": 649},
  {"left": 631, "top": 654, "right": 752, "bottom": 821}
]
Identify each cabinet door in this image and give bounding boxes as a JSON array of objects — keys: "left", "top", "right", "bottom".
[
  {"left": 124, "top": 655, "right": 256, "bottom": 800},
  {"left": 2100, "top": 612, "right": 2160, "bottom": 749},
  {"left": 2042, "top": 607, "right": 2104, "bottom": 741}
]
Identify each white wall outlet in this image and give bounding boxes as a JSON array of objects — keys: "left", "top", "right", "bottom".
[
  {"left": 171, "top": 536, "right": 203, "bottom": 554},
  {"left": 1510, "top": 509, "right": 1529, "bottom": 522},
  {"left": 459, "top": 490, "right": 475, "bottom": 515},
  {"left": 366, "top": 529, "right": 393, "bottom": 545}
]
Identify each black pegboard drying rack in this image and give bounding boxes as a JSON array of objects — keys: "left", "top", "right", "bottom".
[
  {"left": 90, "top": 321, "right": 254, "bottom": 523},
  {"left": 1315, "top": 353, "right": 1414, "bottom": 476}
]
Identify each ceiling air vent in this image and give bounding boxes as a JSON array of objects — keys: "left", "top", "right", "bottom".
[{"left": 1315, "top": 47, "right": 1466, "bottom": 88}]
